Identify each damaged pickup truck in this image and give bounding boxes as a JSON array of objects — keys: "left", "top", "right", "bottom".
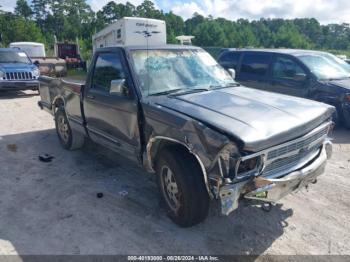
[{"left": 38, "top": 45, "right": 335, "bottom": 227}]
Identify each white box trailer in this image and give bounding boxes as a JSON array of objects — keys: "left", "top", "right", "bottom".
[
  {"left": 9, "top": 42, "right": 46, "bottom": 57},
  {"left": 92, "top": 17, "right": 166, "bottom": 52}
]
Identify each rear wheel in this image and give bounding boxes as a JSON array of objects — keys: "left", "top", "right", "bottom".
[
  {"left": 156, "top": 147, "right": 209, "bottom": 227},
  {"left": 55, "top": 107, "right": 84, "bottom": 150}
]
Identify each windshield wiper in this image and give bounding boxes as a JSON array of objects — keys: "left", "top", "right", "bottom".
[
  {"left": 149, "top": 88, "right": 185, "bottom": 96},
  {"left": 149, "top": 85, "right": 235, "bottom": 97},
  {"left": 171, "top": 88, "right": 211, "bottom": 96},
  {"left": 326, "top": 77, "right": 350, "bottom": 81},
  {"left": 209, "top": 83, "right": 240, "bottom": 89}
]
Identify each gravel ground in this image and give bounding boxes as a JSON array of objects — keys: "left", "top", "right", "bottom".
[{"left": 0, "top": 90, "right": 349, "bottom": 255}]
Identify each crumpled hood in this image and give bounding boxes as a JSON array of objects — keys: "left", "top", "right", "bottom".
[
  {"left": 324, "top": 78, "right": 350, "bottom": 92},
  {"left": 155, "top": 86, "right": 335, "bottom": 152},
  {"left": 0, "top": 63, "right": 35, "bottom": 72}
]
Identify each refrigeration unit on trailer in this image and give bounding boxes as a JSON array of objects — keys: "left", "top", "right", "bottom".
[{"left": 92, "top": 17, "right": 166, "bottom": 51}]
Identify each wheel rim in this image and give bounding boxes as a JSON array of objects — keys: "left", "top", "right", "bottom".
[
  {"left": 57, "top": 115, "right": 70, "bottom": 143},
  {"left": 160, "top": 165, "right": 180, "bottom": 212}
]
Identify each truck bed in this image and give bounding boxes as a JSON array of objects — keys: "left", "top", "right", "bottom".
[{"left": 38, "top": 76, "right": 85, "bottom": 128}]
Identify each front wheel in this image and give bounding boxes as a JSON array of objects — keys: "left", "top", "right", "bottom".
[
  {"left": 156, "top": 148, "right": 209, "bottom": 227},
  {"left": 55, "top": 107, "right": 85, "bottom": 150}
]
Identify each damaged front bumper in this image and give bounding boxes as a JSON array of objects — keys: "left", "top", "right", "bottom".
[{"left": 219, "top": 141, "right": 332, "bottom": 215}]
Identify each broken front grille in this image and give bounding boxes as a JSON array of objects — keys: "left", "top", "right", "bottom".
[
  {"left": 4, "top": 72, "right": 33, "bottom": 81},
  {"left": 267, "top": 126, "right": 329, "bottom": 160},
  {"left": 262, "top": 123, "right": 330, "bottom": 177},
  {"left": 263, "top": 142, "right": 323, "bottom": 176}
]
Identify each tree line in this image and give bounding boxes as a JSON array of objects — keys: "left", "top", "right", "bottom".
[{"left": 1, "top": 0, "right": 350, "bottom": 59}]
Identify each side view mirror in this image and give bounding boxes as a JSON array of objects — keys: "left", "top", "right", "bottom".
[
  {"left": 293, "top": 73, "right": 307, "bottom": 82},
  {"left": 33, "top": 60, "right": 40, "bottom": 67},
  {"left": 110, "top": 79, "right": 128, "bottom": 96},
  {"left": 228, "top": 68, "right": 236, "bottom": 79}
]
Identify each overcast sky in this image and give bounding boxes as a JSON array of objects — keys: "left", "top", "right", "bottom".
[{"left": 1, "top": 0, "right": 349, "bottom": 24}]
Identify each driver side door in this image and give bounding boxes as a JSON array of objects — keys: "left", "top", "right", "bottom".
[{"left": 83, "top": 49, "right": 141, "bottom": 161}]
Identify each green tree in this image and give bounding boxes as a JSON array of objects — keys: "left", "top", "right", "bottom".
[
  {"left": 3, "top": 0, "right": 350, "bottom": 58},
  {"left": 164, "top": 12, "right": 184, "bottom": 43},
  {"left": 97, "top": 1, "right": 136, "bottom": 25},
  {"left": 185, "top": 13, "right": 205, "bottom": 35},
  {"left": 274, "top": 23, "right": 312, "bottom": 49},
  {"left": 193, "top": 21, "right": 227, "bottom": 47},
  {"left": 0, "top": 12, "right": 44, "bottom": 45},
  {"left": 14, "top": 0, "right": 33, "bottom": 19},
  {"left": 49, "top": 0, "right": 94, "bottom": 40},
  {"left": 31, "top": 0, "right": 49, "bottom": 30},
  {"left": 136, "top": 0, "right": 163, "bottom": 19}
]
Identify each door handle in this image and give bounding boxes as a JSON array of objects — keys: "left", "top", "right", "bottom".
[{"left": 86, "top": 94, "right": 95, "bottom": 99}]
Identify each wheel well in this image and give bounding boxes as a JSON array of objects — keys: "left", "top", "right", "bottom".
[
  {"left": 149, "top": 139, "right": 210, "bottom": 194},
  {"left": 53, "top": 97, "right": 65, "bottom": 113},
  {"left": 151, "top": 140, "right": 188, "bottom": 166}
]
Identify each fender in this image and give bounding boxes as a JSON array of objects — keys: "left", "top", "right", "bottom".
[
  {"left": 146, "top": 136, "right": 213, "bottom": 198},
  {"left": 51, "top": 95, "right": 66, "bottom": 114}
]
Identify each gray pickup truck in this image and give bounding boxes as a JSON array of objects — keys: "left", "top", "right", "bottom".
[{"left": 38, "top": 45, "right": 334, "bottom": 227}]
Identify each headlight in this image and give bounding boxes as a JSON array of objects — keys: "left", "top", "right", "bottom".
[
  {"left": 33, "top": 68, "right": 40, "bottom": 77},
  {"left": 0, "top": 70, "right": 4, "bottom": 79},
  {"left": 234, "top": 155, "right": 262, "bottom": 180},
  {"left": 217, "top": 143, "right": 262, "bottom": 181}
]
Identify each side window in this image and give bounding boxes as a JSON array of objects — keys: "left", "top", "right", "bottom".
[
  {"left": 219, "top": 52, "right": 240, "bottom": 69},
  {"left": 272, "top": 56, "right": 305, "bottom": 79},
  {"left": 241, "top": 53, "right": 270, "bottom": 76},
  {"left": 92, "top": 52, "right": 125, "bottom": 92}
]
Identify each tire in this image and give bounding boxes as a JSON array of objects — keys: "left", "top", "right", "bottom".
[
  {"left": 155, "top": 147, "right": 209, "bottom": 227},
  {"left": 55, "top": 107, "right": 85, "bottom": 150}
]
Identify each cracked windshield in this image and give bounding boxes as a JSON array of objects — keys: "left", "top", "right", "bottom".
[{"left": 131, "top": 49, "right": 236, "bottom": 96}]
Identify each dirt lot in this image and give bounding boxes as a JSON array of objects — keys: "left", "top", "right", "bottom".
[{"left": 0, "top": 90, "right": 349, "bottom": 255}]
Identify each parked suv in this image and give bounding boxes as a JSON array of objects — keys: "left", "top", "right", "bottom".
[
  {"left": 218, "top": 49, "right": 350, "bottom": 128},
  {"left": 0, "top": 48, "right": 40, "bottom": 91}
]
